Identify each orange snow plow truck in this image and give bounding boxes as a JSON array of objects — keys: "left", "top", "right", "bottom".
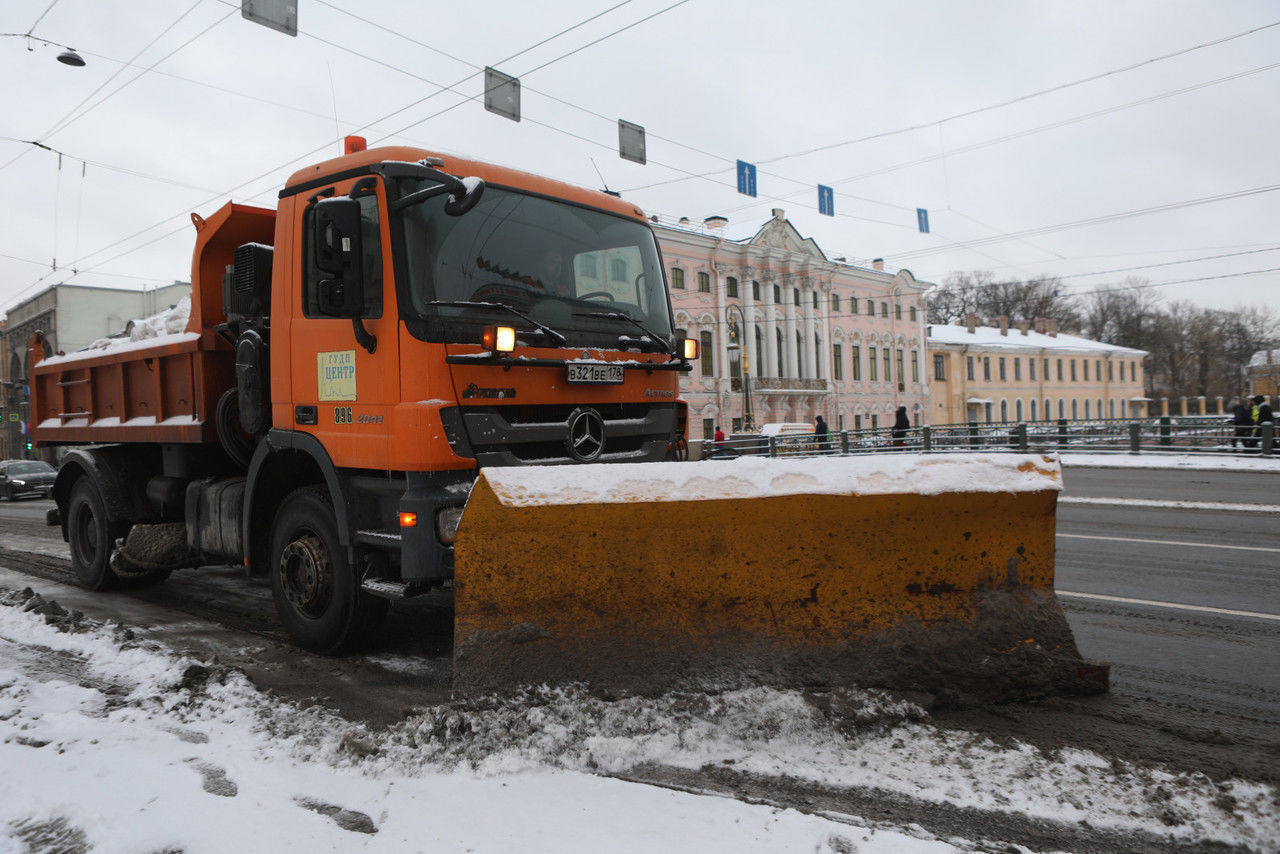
[{"left": 29, "top": 144, "right": 1105, "bottom": 705}]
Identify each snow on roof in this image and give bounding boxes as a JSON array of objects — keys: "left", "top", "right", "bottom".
[
  {"left": 927, "top": 323, "right": 1146, "bottom": 356},
  {"left": 1248, "top": 348, "right": 1279, "bottom": 368},
  {"left": 38, "top": 296, "right": 194, "bottom": 367},
  {"left": 478, "top": 453, "right": 1061, "bottom": 508}
]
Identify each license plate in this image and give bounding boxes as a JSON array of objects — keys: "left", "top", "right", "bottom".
[{"left": 567, "top": 362, "right": 624, "bottom": 384}]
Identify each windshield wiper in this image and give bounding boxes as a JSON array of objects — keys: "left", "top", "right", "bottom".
[
  {"left": 581, "top": 312, "right": 675, "bottom": 356},
  {"left": 424, "top": 300, "right": 568, "bottom": 347}
]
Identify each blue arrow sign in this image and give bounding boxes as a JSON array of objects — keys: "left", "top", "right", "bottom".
[
  {"left": 818, "top": 184, "right": 834, "bottom": 217},
  {"left": 736, "top": 160, "right": 757, "bottom": 197},
  {"left": 916, "top": 208, "right": 930, "bottom": 233}
]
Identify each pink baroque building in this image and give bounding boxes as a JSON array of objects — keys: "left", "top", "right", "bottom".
[{"left": 656, "top": 209, "right": 933, "bottom": 441}]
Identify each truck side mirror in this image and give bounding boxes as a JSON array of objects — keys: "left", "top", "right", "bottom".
[{"left": 313, "top": 197, "right": 365, "bottom": 317}]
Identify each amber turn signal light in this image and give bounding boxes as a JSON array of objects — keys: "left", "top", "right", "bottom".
[
  {"left": 399, "top": 511, "right": 419, "bottom": 528},
  {"left": 483, "top": 325, "right": 516, "bottom": 353},
  {"left": 677, "top": 337, "right": 698, "bottom": 360}
]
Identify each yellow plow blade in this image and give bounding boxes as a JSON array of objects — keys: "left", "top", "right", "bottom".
[{"left": 453, "top": 454, "right": 1107, "bottom": 705}]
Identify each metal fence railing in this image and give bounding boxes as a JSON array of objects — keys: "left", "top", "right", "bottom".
[{"left": 701, "top": 417, "right": 1275, "bottom": 460}]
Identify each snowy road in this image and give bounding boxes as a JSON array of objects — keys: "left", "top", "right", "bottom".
[{"left": 0, "top": 459, "right": 1277, "bottom": 850}]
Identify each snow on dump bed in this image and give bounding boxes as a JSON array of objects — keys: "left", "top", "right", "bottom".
[
  {"left": 481, "top": 453, "right": 1061, "bottom": 507},
  {"left": 38, "top": 296, "right": 194, "bottom": 367}
]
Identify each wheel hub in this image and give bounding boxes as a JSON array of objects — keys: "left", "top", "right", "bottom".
[{"left": 279, "top": 535, "right": 332, "bottom": 618}]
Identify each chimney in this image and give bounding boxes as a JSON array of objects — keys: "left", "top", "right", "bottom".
[
  {"left": 678, "top": 216, "right": 690, "bottom": 226},
  {"left": 1033, "top": 317, "right": 1047, "bottom": 334},
  {"left": 704, "top": 216, "right": 727, "bottom": 230},
  {"left": 965, "top": 313, "right": 977, "bottom": 334},
  {"left": 1047, "top": 319, "right": 1059, "bottom": 338},
  {"left": 872, "top": 258, "right": 884, "bottom": 271},
  {"left": 1016, "top": 319, "right": 1030, "bottom": 335},
  {"left": 772, "top": 208, "right": 785, "bottom": 220},
  {"left": 998, "top": 316, "right": 1009, "bottom": 336}
]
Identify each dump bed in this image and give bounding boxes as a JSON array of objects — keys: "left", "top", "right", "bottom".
[{"left": 29, "top": 203, "right": 275, "bottom": 446}]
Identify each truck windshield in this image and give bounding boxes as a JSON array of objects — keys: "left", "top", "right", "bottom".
[{"left": 397, "top": 182, "right": 673, "bottom": 345}]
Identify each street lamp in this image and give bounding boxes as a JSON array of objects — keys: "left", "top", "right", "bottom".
[
  {"left": 1, "top": 34, "right": 87, "bottom": 67},
  {"left": 725, "top": 303, "right": 753, "bottom": 432}
]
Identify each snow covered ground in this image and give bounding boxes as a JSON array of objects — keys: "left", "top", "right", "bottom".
[
  {"left": 0, "top": 586, "right": 1275, "bottom": 853},
  {"left": 1058, "top": 451, "right": 1280, "bottom": 473}
]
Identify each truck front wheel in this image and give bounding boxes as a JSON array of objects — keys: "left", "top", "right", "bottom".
[
  {"left": 67, "top": 478, "right": 123, "bottom": 590},
  {"left": 269, "top": 487, "right": 387, "bottom": 653}
]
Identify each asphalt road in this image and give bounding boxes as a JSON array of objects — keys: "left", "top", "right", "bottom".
[{"left": 1056, "top": 466, "right": 1280, "bottom": 721}]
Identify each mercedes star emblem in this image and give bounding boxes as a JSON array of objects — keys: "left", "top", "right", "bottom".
[{"left": 566, "top": 407, "right": 606, "bottom": 462}]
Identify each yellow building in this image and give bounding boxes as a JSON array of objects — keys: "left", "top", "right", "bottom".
[{"left": 927, "top": 316, "right": 1148, "bottom": 425}]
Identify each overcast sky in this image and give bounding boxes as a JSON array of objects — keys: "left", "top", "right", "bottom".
[{"left": 2, "top": 0, "right": 1277, "bottom": 319}]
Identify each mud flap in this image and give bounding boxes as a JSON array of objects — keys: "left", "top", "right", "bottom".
[{"left": 452, "top": 454, "right": 1107, "bottom": 705}]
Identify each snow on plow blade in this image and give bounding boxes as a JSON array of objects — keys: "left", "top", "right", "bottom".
[{"left": 452, "top": 453, "right": 1108, "bottom": 705}]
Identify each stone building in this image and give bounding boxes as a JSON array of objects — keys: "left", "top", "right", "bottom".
[
  {"left": 1, "top": 281, "right": 190, "bottom": 458},
  {"left": 656, "top": 209, "right": 932, "bottom": 440},
  {"left": 927, "top": 315, "right": 1148, "bottom": 426},
  {"left": 1246, "top": 348, "right": 1279, "bottom": 401}
]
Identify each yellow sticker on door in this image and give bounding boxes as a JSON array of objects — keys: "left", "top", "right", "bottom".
[{"left": 317, "top": 350, "right": 357, "bottom": 401}]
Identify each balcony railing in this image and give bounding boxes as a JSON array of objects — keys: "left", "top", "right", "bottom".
[{"left": 751, "top": 377, "right": 828, "bottom": 392}]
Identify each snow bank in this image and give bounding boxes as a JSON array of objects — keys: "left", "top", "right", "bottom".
[{"left": 481, "top": 452, "right": 1061, "bottom": 507}]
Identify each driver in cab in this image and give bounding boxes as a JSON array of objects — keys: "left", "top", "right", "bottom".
[{"left": 538, "top": 249, "right": 573, "bottom": 297}]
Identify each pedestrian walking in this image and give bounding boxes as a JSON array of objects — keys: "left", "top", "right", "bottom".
[
  {"left": 1230, "top": 398, "right": 1252, "bottom": 451},
  {"left": 814, "top": 415, "right": 830, "bottom": 453},
  {"left": 891, "top": 406, "right": 911, "bottom": 448},
  {"left": 1253, "top": 395, "right": 1275, "bottom": 450}
]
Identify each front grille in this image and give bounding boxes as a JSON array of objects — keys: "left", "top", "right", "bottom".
[{"left": 458, "top": 402, "right": 676, "bottom": 466}]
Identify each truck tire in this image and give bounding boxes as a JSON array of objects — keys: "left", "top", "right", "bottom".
[
  {"left": 67, "top": 478, "right": 123, "bottom": 591},
  {"left": 269, "top": 487, "right": 387, "bottom": 653}
]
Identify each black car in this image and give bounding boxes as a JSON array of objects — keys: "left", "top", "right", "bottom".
[{"left": 0, "top": 460, "right": 57, "bottom": 501}]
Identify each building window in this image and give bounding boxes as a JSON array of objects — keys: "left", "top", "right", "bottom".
[
  {"left": 796, "top": 331, "right": 804, "bottom": 378},
  {"left": 851, "top": 297, "right": 859, "bottom": 315},
  {"left": 731, "top": 417, "right": 742, "bottom": 433},
  {"left": 702, "top": 419, "right": 714, "bottom": 441},
  {"left": 838, "top": 415, "right": 844, "bottom": 431},
  {"left": 1057, "top": 359, "right": 1063, "bottom": 381},
  {"left": 773, "top": 284, "right": 781, "bottom": 303},
  {"left": 966, "top": 356, "right": 974, "bottom": 381},
  {"left": 697, "top": 271, "right": 711, "bottom": 293},
  {"left": 854, "top": 414, "right": 862, "bottom": 431},
  {"left": 1109, "top": 399, "right": 1115, "bottom": 418},
  {"left": 851, "top": 346, "right": 861, "bottom": 381},
  {"left": 1044, "top": 358, "right": 1050, "bottom": 380},
  {"left": 1096, "top": 360, "right": 1102, "bottom": 381},
  {"left": 726, "top": 276, "right": 738, "bottom": 298},
  {"left": 999, "top": 358, "right": 1007, "bottom": 381},
  {"left": 1030, "top": 399, "right": 1038, "bottom": 421},
  {"left": 793, "top": 288, "right": 801, "bottom": 307},
  {"left": 883, "top": 349, "right": 891, "bottom": 383},
  {"left": 1059, "top": 399, "right": 1065, "bottom": 420},
  {"left": 1016, "top": 399, "right": 1023, "bottom": 421},
  {"left": 983, "top": 357, "right": 991, "bottom": 381},
  {"left": 700, "top": 331, "right": 713, "bottom": 375},
  {"left": 831, "top": 294, "right": 840, "bottom": 313},
  {"left": 880, "top": 302, "right": 888, "bottom": 318},
  {"left": 1030, "top": 358, "right": 1036, "bottom": 381},
  {"left": 752, "top": 280, "right": 760, "bottom": 300},
  {"left": 776, "top": 328, "right": 784, "bottom": 376},
  {"left": 754, "top": 326, "right": 763, "bottom": 376},
  {"left": 671, "top": 268, "right": 685, "bottom": 289},
  {"left": 869, "top": 347, "right": 878, "bottom": 381},
  {"left": 1118, "top": 362, "right": 1125, "bottom": 381},
  {"left": 1132, "top": 361, "right": 1139, "bottom": 381},
  {"left": 1107, "top": 360, "right": 1114, "bottom": 381},
  {"left": 812, "top": 291, "right": 819, "bottom": 310},
  {"left": 909, "top": 306, "right": 917, "bottom": 322},
  {"left": 1082, "top": 360, "right": 1088, "bottom": 382},
  {"left": 911, "top": 350, "right": 919, "bottom": 383},
  {"left": 894, "top": 304, "right": 902, "bottom": 320},
  {"left": 833, "top": 344, "right": 843, "bottom": 381},
  {"left": 1070, "top": 360, "right": 1077, "bottom": 382},
  {"left": 1000, "top": 400, "right": 1009, "bottom": 423},
  {"left": 1084, "top": 399, "right": 1090, "bottom": 419},
  {"left": 895, "top": 349, "right": 904, "bottom": 386},
  {"left": 1071, "top": 399, "right": 1079, "bottom": 419},
  {"left": 814, "top": 335, "right": 822, "bottom": 379},
  {"left": 1014, "top": 358, "right": 1022, "bottom": 381},
  {"left": 933, "top": 354, "right": 946, "bottom": 381},
  {"left": 871, "top": 414, "right": 879, "bottom": 430},
  {"left": 579, "top": 255, "right": 599, "bottom": 278}
]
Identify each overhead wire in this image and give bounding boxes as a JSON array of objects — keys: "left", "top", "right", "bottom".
[{"left": 2, "top": 0, "right": 694, "bottom": 308}]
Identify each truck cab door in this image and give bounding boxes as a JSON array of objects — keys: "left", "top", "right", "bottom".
[{"left": 288, "top": 178, "right": 399, "bottom": 469}]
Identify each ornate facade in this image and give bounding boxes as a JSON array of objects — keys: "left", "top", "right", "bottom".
[{"left": 657, "top": 209, "right": 932, "bottom": 440}]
